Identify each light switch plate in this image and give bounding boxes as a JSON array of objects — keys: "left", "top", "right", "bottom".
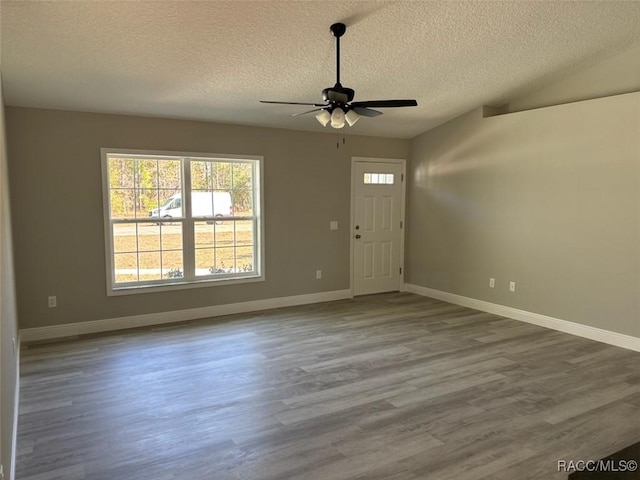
[{"left": 330, "top": 221, "right": 338, "bottom": 230}]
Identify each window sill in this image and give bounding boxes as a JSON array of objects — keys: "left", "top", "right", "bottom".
[{"left": 107, "top": 274, "right": 265, "bottom": 296}]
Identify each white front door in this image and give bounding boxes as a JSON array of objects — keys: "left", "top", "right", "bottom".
[{"left": 353, "top": 161, "right": 404, "bottom": 296}]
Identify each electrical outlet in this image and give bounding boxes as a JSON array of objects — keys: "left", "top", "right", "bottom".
[
  {"left": 329, "top": 221, "right": 338, "bottom": 230},
  {"left": 48, "top": 295, "right": 57, "bottom": 308},
  {"left": 489, "top": 278, "right": 495, "bottom": 288},
  {"left": 509, "top": 281, "right": 516, "bottom": 292}
]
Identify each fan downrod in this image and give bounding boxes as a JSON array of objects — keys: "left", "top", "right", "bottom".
[{"left": 330, "top": 23, "right": 346, "bottom": 38}]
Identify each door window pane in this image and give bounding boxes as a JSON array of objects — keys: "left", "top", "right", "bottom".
[{"left": 363, "top": 172, "right": 395, "bottom": 185}]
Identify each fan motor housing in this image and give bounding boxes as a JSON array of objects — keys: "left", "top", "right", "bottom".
[{"left": 323, "top": 85, "right": 355, "bottom": 103}]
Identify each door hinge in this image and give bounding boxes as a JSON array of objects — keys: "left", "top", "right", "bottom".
[
  {"left": 399, "top": 267, "right": 403, "bottom": 274},
  {"left": 401, "top": 174, "right": 404, "bottom": 181},
  {"left": 400, "top": 221, "right": 403, "bottom": 229}
]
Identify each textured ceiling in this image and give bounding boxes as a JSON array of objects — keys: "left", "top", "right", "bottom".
[{"left": 2, "top": 1, "right": 640, "bottom": 138}]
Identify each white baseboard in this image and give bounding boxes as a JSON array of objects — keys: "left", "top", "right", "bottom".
[
  {"left": 20, "top": 289, "right": 353, "bottom": 342},
  {"left": 10, "top": 333, "right": 20, "bottom": 480},
  {"left": 21, "top": 285, "right": 640, "bottom": 352},
  {"left": 405, "top": 284, "right": 640, "bottom": 353}
]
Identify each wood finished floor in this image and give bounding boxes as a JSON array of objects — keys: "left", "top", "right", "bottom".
[{"left": 16, "top": 293, "right": 640, "bottom": 480}]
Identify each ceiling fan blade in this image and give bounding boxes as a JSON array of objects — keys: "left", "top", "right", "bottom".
[
  {"left": 260, "top": 100, "right": 327, "bottom": 106},
  {"left": 292, "top": 108, "right": 326, "bottom": 117},
  {"left": 352, "top": 107, "right": 383, "bottom": 117},
  {"left": 350, "top": 99, "right": 418, "bottom": 108}
]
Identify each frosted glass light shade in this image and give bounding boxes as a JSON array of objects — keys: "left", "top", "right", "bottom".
[
  {"left": 315, "top": 110, "right": 331, "bottom": 127},
  {"left": 330, "top": 108, "right": 346, "bottom": 129},
  {"left": 345, "top": 110, "right": 360, "bottom": 126}
]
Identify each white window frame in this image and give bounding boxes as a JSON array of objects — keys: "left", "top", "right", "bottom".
[{"left": 101, "top": 148, "right": 265, "bottom": 296}]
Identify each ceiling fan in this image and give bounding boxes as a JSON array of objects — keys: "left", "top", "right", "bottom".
[{"left": 260, "top": 22, "right": 418, "bottom": 129}]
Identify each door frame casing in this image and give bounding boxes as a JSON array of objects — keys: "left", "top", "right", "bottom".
[{"left": 350, "top": 156, "right": 407, "bottom": 296}]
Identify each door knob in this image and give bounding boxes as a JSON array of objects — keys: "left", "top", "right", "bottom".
[{"left": 355, "top": 234, "right": 361, "bottom": 239}]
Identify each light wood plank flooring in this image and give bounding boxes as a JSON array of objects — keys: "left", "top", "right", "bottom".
[{"left": 16, "top": 293, "right": 640, "bottom": 479}]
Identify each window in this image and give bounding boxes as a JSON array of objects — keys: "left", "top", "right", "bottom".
[
  {"left": 101, "top": 149, "right": 263, "bottom": 294},
  {"left": 364, "top": 173, "right": 395, "bottom": 185}
]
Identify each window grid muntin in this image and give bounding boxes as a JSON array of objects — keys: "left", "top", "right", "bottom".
[{"left": 111, "top": 220, "right": 186, "bottom": 285}]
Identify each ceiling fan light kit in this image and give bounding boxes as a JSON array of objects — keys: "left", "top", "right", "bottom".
[
  {"left": 330, "top": 107, "right": 346, "bottom": 128},
  {"left": 315, "top": 109, "right": 331, "bottom": 127},
  {"left": 261, "top": 23, "right": 417, "bottom": 129},
  {"left": 345, "top": 109, "right": 360, "bottom": 127}
]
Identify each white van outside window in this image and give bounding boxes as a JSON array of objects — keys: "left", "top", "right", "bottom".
[{"left": 150, "top": 191, "right": 232, "bottom": 220}]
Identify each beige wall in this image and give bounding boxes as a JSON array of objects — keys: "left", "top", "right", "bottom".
[
  {"left": 407, "top": 93, "right": 640, "bottom": 338},
  {"left": 6, "top": 107, "right": 409, "bottom": 329},
  {"left": 1, "top": 74, "right": 20, "bottom": 479},
  {"left": 508, "top": 43, "right": 640, "bottom": 113}
]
